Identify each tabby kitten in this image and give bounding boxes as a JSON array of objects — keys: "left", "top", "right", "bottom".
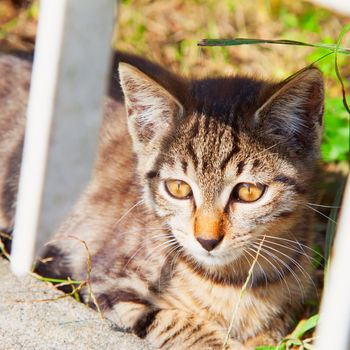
[{"left": 0, "top": 52, "right": 324, "bottom": 349}]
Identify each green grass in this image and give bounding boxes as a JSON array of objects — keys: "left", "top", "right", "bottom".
[
  {"left": 256, "top": 315, "right": 318, "bottom": 350},
  {"left": 322, "top": 96, "right": 349, "bottom": 162}
]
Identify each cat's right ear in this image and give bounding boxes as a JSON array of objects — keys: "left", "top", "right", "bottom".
[{"left": 119, "top": 63, "right": 184, "bottom": 152}]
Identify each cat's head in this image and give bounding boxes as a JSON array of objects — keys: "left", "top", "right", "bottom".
[{"left": 119, "top": 62, "right": 324, "bottom": 268}]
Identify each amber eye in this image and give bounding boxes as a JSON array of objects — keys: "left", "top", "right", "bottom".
[
  {"left": 232, "top": 183, "right": 265, "bottom": 203},
  {"left": 165, "top": 179, "right": 192, "bottom": 199}
]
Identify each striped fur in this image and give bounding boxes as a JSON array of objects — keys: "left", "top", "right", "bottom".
[{"left": 0, "top": 52, "right": 324, "bottom": 349}]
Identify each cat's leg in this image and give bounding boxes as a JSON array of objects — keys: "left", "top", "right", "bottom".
[
  {"left": 107, "top": 302, "right": 247, "bottom": 350},
  {"left": 91, "top": 280, "right": 249, "bottom": 349}
]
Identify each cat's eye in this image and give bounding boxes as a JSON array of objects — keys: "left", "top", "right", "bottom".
[
  {"left": 232, "top": 182, "right": 265, "bottom": 203},
  {"left": 165, "top": 179, "right": 192, "bottom": 199}
]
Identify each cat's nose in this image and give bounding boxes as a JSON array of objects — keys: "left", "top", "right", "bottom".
[{"left": 196, "top": 236, "right": 223, "bottom": 251}]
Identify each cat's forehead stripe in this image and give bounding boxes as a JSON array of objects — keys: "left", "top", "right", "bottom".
[
  {"left": 186, "top": 143, "right": 199, "bottom": 170},
  {"left": 181, "top": 159, "right": 188, "bottom": 174},
  {"left": 252, "top": 159, "right": 261, "bottom": 168},
  {"left": 236, "top": 160, "right": 245, "bottom": 176},
  {"left": 219, "top": 146, "right": 240, "bottom": 171},
  {"left": 146, "top": 170, "right": 159, "bottom": 180}
]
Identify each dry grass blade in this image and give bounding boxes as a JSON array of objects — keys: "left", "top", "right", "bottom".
[
  {"left": 0, "top": 233, "right": 87, "bottom": 303},
  {"left": 64, "top": 236, "right": 105, "bottom": 320},
  {"left": 11, "top": 235, "right": 106, "bottom": 321},
  {"left": 222, "top": 235, "right": 266, "bottom": 349},
  {"left": 24, "top": 277, "right": 87, "bottom": 304}
]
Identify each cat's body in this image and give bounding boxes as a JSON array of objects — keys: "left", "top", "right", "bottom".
[{"left": 0, "top": 51, "right": 324, "bottom": 349}]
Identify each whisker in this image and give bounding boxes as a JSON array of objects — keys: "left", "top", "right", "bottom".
[
  {"left": 258, "top": 234, "right": 324, "bottom": 260},
  {"left": 123, "top": 237, "right": 177, "bottom": 270},
  {"left": 133, "top": 242, "right": 180, "bottom": 275},
  {"left": 237, "top": 250, "right": 255, "bottom": 288},
  {"left": 303, "top": 204, "right": 337, "bottom": 224},
  {"left": 244, "top": 249, "right": 268, "bottom": 288},
  {"left": 251, "top": 244, "right": 305, "bottom": 300},
  {"left": 169, "top": 249, "right": 183, "bottom": 279},
  {"left": 253, "top": 242, "right": 317, "bottom": 296},
  {"left": 116, "top": 226, "right": 167, "bottom": 240},
  {"left": 135, "top": 240, "right": 181, "bottom": 274},
  {"left": 255, "top": 237, "right": 324, "bottom": 266},
  {"left": 307, "top": 202, "right": 341, "bottom": 209},
  {"left": 286, "top": 230, "right": 325, "bottom": 267},
  {"left": 248, "top": 247, "right": 292, "bottom": 302},
  {"left": 163, "top": 245, "right": 182, "bottom": 270},
  {"left": 123, "top": 244, "right": 147, "bottom": 270},
  {"left": 143, "top": 239, "right": 179, "bottom": 260},
  {"left": 115, "top": 232, "right": 171, "bottom": 247},
  {"left": 113, "top": 199, "right": 145, "bottom": 228}
]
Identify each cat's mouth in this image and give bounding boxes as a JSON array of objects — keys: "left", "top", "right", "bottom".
[
  {"left": 194, "top": 247, "right": 244, "bottom": 267},
  {"left": 171, "top": 229, "right": 244, "bottom": 267}
]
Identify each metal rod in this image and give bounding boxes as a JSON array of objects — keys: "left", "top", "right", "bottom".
[
  {"left": 315, "top": 178, "right": 350, "bottom": 350},
  {"left": 11, "top": 1, "right": 68, "bottom": 276},
  {"left": 11, "top": 0, "right": 116, "bottom": 276}
]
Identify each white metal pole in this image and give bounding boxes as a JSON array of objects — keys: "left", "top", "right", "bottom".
[
  {"left": 308, "top": 2, "right": 350, "bottom": 348},
  {"left": 11, "top": 1, "right": 68, "bottom": 276},
  {"left": 11, "top": 0, "right": 116, "bottom": 276},
  {"left": 315, "top": 178, "right": 350, "bottom": 350},
  {"left": 310, "top": 0, "right": 350, "bottom": 15}
]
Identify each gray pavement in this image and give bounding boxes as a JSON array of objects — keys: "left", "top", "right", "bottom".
[{"left": 0, "top": 258, "right": 152, "bottom": 350}]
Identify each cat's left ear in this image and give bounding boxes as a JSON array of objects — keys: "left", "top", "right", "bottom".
[
  {"left": 119, "top": 63, "right": 184, "bottom": 152},
  {"left": 254, "top": 67, "right": 324, "bottom": 156}
]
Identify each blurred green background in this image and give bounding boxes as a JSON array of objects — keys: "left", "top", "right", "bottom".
[{"left": 1, "top": 0, "right": 348, "bottom": 165}]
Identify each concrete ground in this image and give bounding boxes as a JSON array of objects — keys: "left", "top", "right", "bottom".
[{"left": 0, "top": 258, "right": 152, "bottom": 350}]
